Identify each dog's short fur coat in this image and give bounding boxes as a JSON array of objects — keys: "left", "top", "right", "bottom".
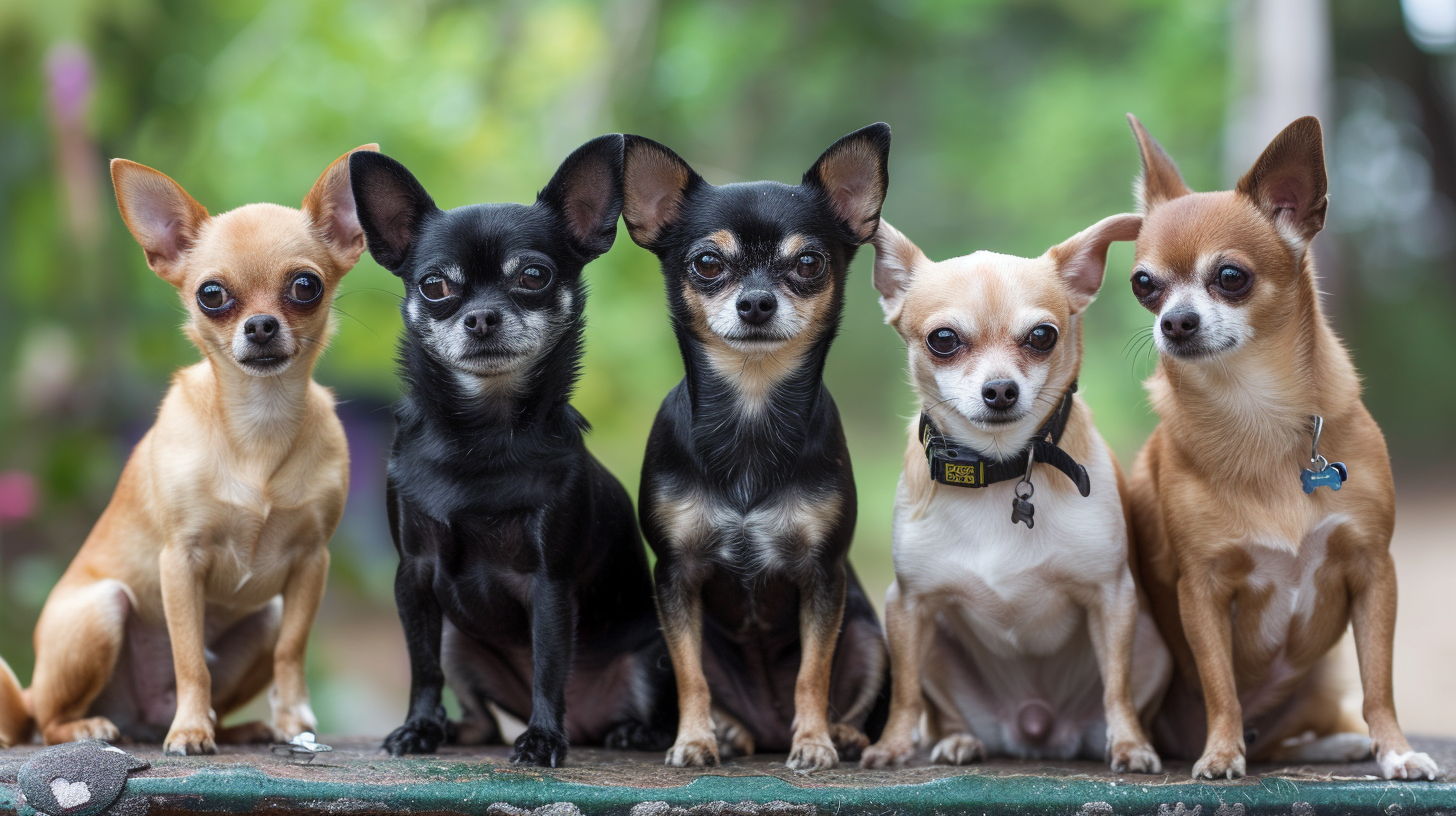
[
  {"left": 621, "top": 125, "right": 894, "bottom": 772},
  {"left": 860, "top": 216, "right": 1170, "bottom": 771},
  {"left": 350, "top": 136, "right": 675, "bottom": 768},
  {"left": 0, "top": 146, "right": 373, "bottom": 752},
  {"left": 1125, "top": 114, "right": 1438, "bottom": 780}
]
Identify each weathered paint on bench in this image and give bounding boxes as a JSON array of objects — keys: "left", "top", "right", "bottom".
[{"left": 2, "top": 739, "right": 1452, "bottom": 815}]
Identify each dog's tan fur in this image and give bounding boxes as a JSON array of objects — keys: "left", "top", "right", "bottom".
[
  {"left": 862, "top": 216, "right": 1168, "bottom": 771},
  {"left": 0, "top": 146, "right": 373, "bottom": 753},
  {"left": 1125, "top": 115, "right": 1437, "bottom": 780}
]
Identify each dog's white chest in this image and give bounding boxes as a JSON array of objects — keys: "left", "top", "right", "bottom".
[
  {"left": 1240, "top": 513, "right": 1346, "bottom": 652},
  {"left": 894, "top": 479, "right": 1122, "bottom": 656}
]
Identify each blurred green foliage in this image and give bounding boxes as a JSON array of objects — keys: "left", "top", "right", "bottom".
[{"left": 0, "top": 0, "right": 1449, "bottom": 734}]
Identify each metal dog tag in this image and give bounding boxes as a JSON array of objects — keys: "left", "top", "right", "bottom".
[
  {"left": 1301, "top": 415, "right": 1349, "bottom": 494},
  {"left": 1011, "top": 495, "right": 1035, "bottom": 528}
]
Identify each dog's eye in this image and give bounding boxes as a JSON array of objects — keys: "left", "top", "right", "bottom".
[
  {"left": 517, "top": 265, "right": 552, "bottom": 292},
  {"left": 1024, "top": 323, "right": 1058, "bottom": 353},
  {"left": 926, "top": 327, "right": 962, "bottom": 357},
  {"left": 794, "top": 251, "right": 826, "bottom": 279},
  {"left": 1131, "top": 270, "right": 1160, "bottom": 301},
  {"left": 419, "top": 275, "right": 454, "bottom": 302},
  {"left": 1217, "top": 265, "right": 1251, "bottom": 295},
  {"left": 287, "top": 272, "right": 323, "bottom": 304},
  {"left": 197, "top": 282, "right": 233, "bottom": 313},
  {"left": 691, "top": 253, "right": 724, "bottom": 280}
]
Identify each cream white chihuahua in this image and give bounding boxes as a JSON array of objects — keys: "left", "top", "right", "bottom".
[{"left": 861, "top": 215, "right": 1170, "bottom": 771}]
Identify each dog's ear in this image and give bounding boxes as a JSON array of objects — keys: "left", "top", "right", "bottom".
[
  {"left": 871, "top": 219, "right": 926, "bottom": 325},
  {"left": 622, "top": 135, "right": 699, "bottom": 248},
  {"left": 110, "top": 159, "right": 210, "bottom": 286},
  {"left": 537, "top": 134, "right": 624, "bottom": 260},
  {"left": 803, "top": 122, "right": 891, "bottom": 244},
  {"left": 1237, "top": 116, "right": 1328, "bottom": 247},
  {"left": 1050, "top": 213, "right": 1142, "bottom": 315},
  {"left": 348, "top": 151, "right": 438, "bottom": 274},
  {"left": 304, "top": 143, "right": 378, "bottom": 273},
  {"left": 1127, "top": 114, "right": 1190, "bottom": 212}
]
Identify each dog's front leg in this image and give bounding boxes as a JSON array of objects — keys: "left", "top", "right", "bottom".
[
  {"left": 657, "top": 560, "right": 718, "bottom": 767},
  {"left": 512, "top": 573, "right": 575, "bottom": 767},
  {"left": 1086, "top": 572, "right": 1161, "bottom": 773},
  {"left": 1348, "top": 542, "right": 1439, "bottom": 780},
  {"left": 383, "top": 555, "right": 449, "bottom": 755},
  {"left": 160, "top": 542, "right": 216, "bottom": 755},
  {"left": 787, "top": 562, "right": 847, "bottom": 772},
  {"left": 861, "top": 580, "right": 930, "bottom": 768},
  {"left": 269, "top": 546, "right": 328, "bottom": 740},
  {"left": 1177, "top": 570, "right": 1245, "bottom": 779}
]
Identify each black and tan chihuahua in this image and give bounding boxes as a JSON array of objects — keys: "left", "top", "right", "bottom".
[
  {"left": 621, "top": 125, "right": 893, "bottom": 771},
  {"left": 350, "top": 136, "right": 675, "bottom": 768}
]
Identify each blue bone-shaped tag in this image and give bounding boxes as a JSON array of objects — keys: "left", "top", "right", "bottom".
[{"left": 1301, "top": 462, "right": 1348, "bottom": 494}]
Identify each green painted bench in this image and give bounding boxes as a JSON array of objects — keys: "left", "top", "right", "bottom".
[{"left": 2, "top": 738, "right": 1452, "bottom": 815}]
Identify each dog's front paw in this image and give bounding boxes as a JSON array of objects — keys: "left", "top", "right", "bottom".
[
  {"left": 512, "top": 726, "right": 569, "bottom": 767},
  {"left": 164, "top": 719, "right": 217, "bottom": 756},
  {"left": 1110, "top": 739, "right": 1162, "bottom": 774},
  {"left": 930, "top": 733, "right": 986, "bottom": 765},
  {"left": 1192, "top": 744, "right": 1246, "bottom": 779},
  {"left": 786, "top": 735, "right": 838, "bottom": 773},
  {"left": 1379, "top": 750, "right": 1441, "bottom": 780},
  {"left": 665, "top": 732, "right": 720, "bottom": 767},
  {"left": 382, "top": 718, "right": 446, "bottom": 755},
  {"left": 272, "top": 703, "right": 318, "bottom": 741},
  {"left": 860, "top": 737, "right": 915, "bottom": 769}
]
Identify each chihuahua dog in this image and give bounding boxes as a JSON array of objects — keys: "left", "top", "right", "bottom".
[
  {"left": 349, "top": 136, "right": 675, "bottom": 768},
  {"left": 860, "top": 216, "right": 1169, "bottom": 771},
  {"left": 0, "top": 146, "right": 373, "bottom": 752},
  {"left": 621, "top": 125, "right": 892, "bottom": 772},
  {"left": 1125, "top": 115, "right": 1438, "bottom": 780}
]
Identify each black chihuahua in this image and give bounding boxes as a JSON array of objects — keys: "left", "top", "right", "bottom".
[
  {"left": 621, "top": 125, "right": 893, "bottom": 771},
  {"left": 350, "top": 136, "right": 675, "bottom": 767}
]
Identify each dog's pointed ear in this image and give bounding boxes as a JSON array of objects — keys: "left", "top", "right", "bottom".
[
  {"left": 348, "top": 151, "right": 438, "bottom": 274},
  {"left": 803, "top": 122, "right": 891, "bottom": 244},
  {"left": 1237, "top": 116, "right": 1328, "bottom": 247},
  {"left": 1127, "top": 114, "right": 1190, "bottom": 212},
  {"left": 537, "top": 134, "right": 625, "bottom": 260},
  {"left": 871, "top": 219, "right": 925, "bottom": 325},
  {"left": 111, "top": 159, "right": 210, "bottom": 286},
  {"left": 622, "top": 135, "right": 699, "bottom": 248},
  {"left": 304, "top": 143, "right": 378, "bottom": 273},
  {"left": 1050, "top": 213, "right": 1142, "bottom": 315}
]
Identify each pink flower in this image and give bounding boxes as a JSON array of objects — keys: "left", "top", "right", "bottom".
[{"left": 0, "top": 471, "right": 38, "bottom": 524}]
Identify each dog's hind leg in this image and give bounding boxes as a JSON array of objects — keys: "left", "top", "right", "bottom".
[
  {"left": 213, "top": 598, "right": 284, "bottom": 744},
  {"left": 440, "top": 623, "right": 503, "bottom": 746},
  {"left": 0, "top": 655, "right": 32, "bottom": 746},
  {"left": 30, "top": 580, "right": 130, "bottom": 744}
]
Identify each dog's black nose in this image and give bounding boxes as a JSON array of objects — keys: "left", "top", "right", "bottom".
[
  {"left": 736, "top": 290, "right": 777, "bottom": 325},
  {"left": 462, "top": 309, "right": 500, "bottom": 337},
  {"left": 1161, "top": 310, "right": 1201, "bottom": 342},
  {"left": 982, "top": 379, "right": 1019, "bottom": 410},
  {"left": 243, "top": 315, "right": 279, "bottom": 345}
]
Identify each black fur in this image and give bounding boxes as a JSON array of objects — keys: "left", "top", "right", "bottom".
[
  {"left": 350, "top": 136, "right": 675, "bottom": 768},
  {"left": 623, "top": 125, "right": 894, "bottom": 760}
]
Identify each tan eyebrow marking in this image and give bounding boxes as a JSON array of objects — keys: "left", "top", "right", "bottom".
[
  {"left": 778, "top": 233, "right": 808, "bottom": 258},
  {"left": 707, "top": 229, "right": 741, "bottom": 256}
]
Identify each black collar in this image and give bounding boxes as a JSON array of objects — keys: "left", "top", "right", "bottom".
[{"left": 919, "top": 381, "right": 1091, "bottom": 496}]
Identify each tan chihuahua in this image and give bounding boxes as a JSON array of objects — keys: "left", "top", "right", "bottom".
[
  {"left": 0, "top": 145, "right": 375, "bottom": 753},
  {"left": 861, "top": 216, "right": 1169, "bottom": 771},
  {"left": 1125, "top": 114, "right": 1437, "bottom": 780}
]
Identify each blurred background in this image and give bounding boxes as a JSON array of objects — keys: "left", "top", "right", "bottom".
[{"left": 1, "top": 0, "right": 1453, "bottom": 740}]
